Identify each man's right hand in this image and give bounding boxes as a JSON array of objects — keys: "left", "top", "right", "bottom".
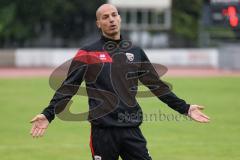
[{"left": 30, "top": 114, "right": 49, "bottom": 138}]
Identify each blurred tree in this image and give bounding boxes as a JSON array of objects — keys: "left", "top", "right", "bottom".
[
  {"left": 170, "top": 0, "right": 204, "bottom": 47},
  {"left": 0, "top": 0, "right": 106, "bottom": 48}
]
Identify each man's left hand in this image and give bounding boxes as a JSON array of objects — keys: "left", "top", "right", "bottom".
[{"left": 188, "top": 105, "right": 210, "bottom": 123}]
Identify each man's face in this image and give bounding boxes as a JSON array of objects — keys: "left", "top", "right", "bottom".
[{"left": 96, "top": 5, "right": 121, "bottom": 37}]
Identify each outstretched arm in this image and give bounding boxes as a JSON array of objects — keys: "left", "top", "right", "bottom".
[
  {"left": 30, "top": 51, "right": 88, "bottom": 138},
  {"left": 138, "top": 48, "right": 210, "bottom": 123}
]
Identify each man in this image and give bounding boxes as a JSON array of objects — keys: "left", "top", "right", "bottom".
[{"left": 30, "top": 4, "right": 210, "bottom": 160}]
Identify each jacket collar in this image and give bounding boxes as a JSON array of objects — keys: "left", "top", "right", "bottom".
[{"left": 101, "top": 35, "right": 123, "bottom": 43}]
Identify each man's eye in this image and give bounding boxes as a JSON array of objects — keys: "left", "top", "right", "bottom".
[{"left": 102, "top": 16, "right": 108, "bottom": 19}]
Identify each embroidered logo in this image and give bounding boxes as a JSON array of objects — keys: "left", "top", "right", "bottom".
[
  {"left": 99, "top": 53, "right": 106, "bottom": 60},
  {"left": 126, "top": 52, "right": 134, "bottom": 61},
  {"left": 94, "top": 155, "right": 102, "bottom": 160}
]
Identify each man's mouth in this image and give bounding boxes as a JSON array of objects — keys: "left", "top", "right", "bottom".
[{"left": 110, "top": 25, "right": 117, "bottom": 30}]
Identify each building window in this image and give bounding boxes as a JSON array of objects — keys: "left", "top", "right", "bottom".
[
  {"left": 137, "top": 10, "right": 143, "bottom": 24},
  {"left": 119, "top": 8, "right": 170, "bottom": 30},
  {"left": 156, "top": 12, "right": 164, "bottom": 25}
]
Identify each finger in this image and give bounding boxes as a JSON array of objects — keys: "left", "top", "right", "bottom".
[
  {"left": 197, "top": 116, "right": 210, "bottom": 123},
  {"left": 197, "top": 105, "right": 205, "bottom": 110},
  {"left": 36, "top": 128, "right": 43, "bottom": 138},
  {"left": 196, "top": 110, "right": 210, "bottom": 119},
  {"left": 30, "top": 116, "right": 39, "bottom": 123},
  {"left": 200, "top": 116, "right": 210, "bottom": 123},
  {"left": 191, "top": 115, "right": 208, "bottom": 123},
  {"left": 30, "top": 124, "right": 37, "bottom": 135},
  {"left": 31, "top": 127, "right": 38, "bottom": 137},
  {"left": 39, "top": 128, "right": 46, "bottom": 137},
  {"left": 200, "top": 113, "right": 210, "bottom": 120},
  {"left": 32, "top": 127, "right": 40, "bottom": 138}
]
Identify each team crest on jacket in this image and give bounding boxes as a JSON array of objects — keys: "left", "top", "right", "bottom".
[
  {"left": 94, "top": 155, "right": 102, "bottom": 160},
  {"left": 126, "top": 52, "right": 134, "bottom": 61}
]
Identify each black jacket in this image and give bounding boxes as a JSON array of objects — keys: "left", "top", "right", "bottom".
[{"left": 42, "top": 35, "right": 190, "bottom": 127}]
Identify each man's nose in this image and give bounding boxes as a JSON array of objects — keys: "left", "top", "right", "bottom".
[{"left": 109, "top": 16, "right": 114, "bottom": 23}]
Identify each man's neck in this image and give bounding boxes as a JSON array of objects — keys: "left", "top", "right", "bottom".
[{"left": 102, "top": 32, "right": 120, "bottom": 40}]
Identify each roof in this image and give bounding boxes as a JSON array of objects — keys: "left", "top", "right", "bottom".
[{"left": 108, "top": 0, "right": 172, "bottom": 9}]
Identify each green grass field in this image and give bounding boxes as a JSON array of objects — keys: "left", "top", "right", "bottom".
[{"left": 0, "top": 77, "right": 239, "bottom": 160}]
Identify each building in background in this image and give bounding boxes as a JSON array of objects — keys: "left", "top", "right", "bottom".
[
  {"left": 1, "top": 0, "right": 240, "bottom": 70},
  {"left": 109, "top": 0, "right": 172, "bottom": 48},
  {"left": 0, "top": 0, "right": 239, "bottom": 49}
]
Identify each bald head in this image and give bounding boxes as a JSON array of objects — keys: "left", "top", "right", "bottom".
[
  {"left": 95, "top": 3, "right": 121, "bottom": 40},
  {"left": 96, "top": 4, "right": 118, "bottom": 20}
]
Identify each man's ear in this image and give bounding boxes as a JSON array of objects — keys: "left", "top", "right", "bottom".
[
  {"left": 119, "top": 15, "right": 122, "bottom": 23},
  {"left": 96, "top": 20, "right": 101, "bottom": 29}
]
